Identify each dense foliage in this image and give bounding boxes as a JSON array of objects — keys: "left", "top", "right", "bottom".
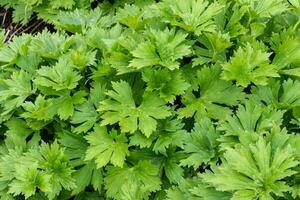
[{"left": 0, "top": 0, "right": 300, "bottom": 199}]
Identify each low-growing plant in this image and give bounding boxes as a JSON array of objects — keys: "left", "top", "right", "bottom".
[{"left": 0, "top": 0, "right": 299, "bottom": 199}]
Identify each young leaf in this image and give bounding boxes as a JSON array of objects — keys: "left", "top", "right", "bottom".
[
  {"left": 178, "top": 66, "right": 244, "bottom": 120},
  {"left": 202, "top": 136, "right": 299, "bottom": 199},
  {"left": 0, "top": 70, "right": 36, "bottom": 115},
  {"left": 142, "top": 68, "right": 190, "bottom": 103},
  {"left": 104, "top": 160, "right": 161, "bottom": 200},
  {"left": 34, "top": 141, "right": 76, "bottom": 199},
  {"left": 159, "top": 0, "right": 224, "bottom": 35},
  {"left": 21, "top": 95, "right": 57, "bottom": 121},
  {"left": 180, "top": 118, "right": 220, "bottom": 168},
  {"left": 34, "top": 58, "right": 82, "bottom": 91},
  {"left": 71, "top": 83, "right": 105, "bottom": 133},
  {"left": 99, "top": 81, "right": 171, "bottom": 137},
  {"left": 8, "top": 168, "right": 51, "bottom": 199},
  {"left": 221, "top": 43, "right": 279, "bottom": 87},
  {"left": 85, "top": 125, "right": 129, "bottom": 168},
  {"left": 129, "top": 28, "right": 191, "bottom": 70}
]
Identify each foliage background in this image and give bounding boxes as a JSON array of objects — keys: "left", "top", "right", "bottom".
[{"left": 0, "top": 0, "right": 299, "bottom": 199}]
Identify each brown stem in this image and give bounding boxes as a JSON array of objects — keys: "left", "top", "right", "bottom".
[
  {"left": 29, "top": 21, "right": 44, "bottom": 34},
  {"left": 2, "top": 10, "right": 7, "bottom": 27},
  {"left": 22, "top": 20, "right": 43, "bottom": 34}
]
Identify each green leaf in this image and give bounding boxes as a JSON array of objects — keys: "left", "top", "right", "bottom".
[
  {"left": 71, "top": 162, "right": 100, "bottom": 195},
  {"left": 218, "top": 99, "right": 285, "bottom": 149},
  {"left": 8, "top": 168, "right": 51, "bottom": 199},
  {"left": 71, "top": 83, "right": 105, "bottom": 133},
  {"left": 242, "top": 0, "right": 289, "bottom": 19},
  {"left": 180, "top": 118, "right": 220, "bottom": 168},
  {"left": 116, "top": 4, "right": 144, "bottom": 30},
  {"left": 130, "top": 118, "right": 186, "bottom": 155},
  {"left": 35, "top": 141, "right": 76, "bottom": 199},
  {"left": 53, "top": 91, "right": 87, "bottom": 120},
  {"left": 34, "top": 58, "right": 82, "bottom": 91},
  {"left": 99, "top": 81, "right": 171, "bottom": 136},
  {"left": 30, "top": 31, "right": 66, "bottom": 59},
  {"left": 104, "top": 160, "right": 161, "bottom": 200},
  {"left": 271, "top": 29, "right": 300, "bottom": 68},
  {"left": 178, "top": 66, "right": 244, "bottom": 120},
  {"left": 58, "top": 131, "right": 103, "bottom": 194},
  {"left": 142, "top": 68, "right": 190, "bottom": 103},
  {"left": 160, "top": 0, "right": 224, "bottom": 35},
  {"left": 21, "top": 95, "right": 57, "bottom": 121},
  {"left": 129, "top": 28, "right": 191, "bottom": 70},
  {"left": 49, "top": 0, "right": 75, "bottom": 9},
  {"left": 0, "top": 35, "right": 30, "bottom": 64},
  {"left": 193, "top": 32, "right": 232, "bottom": 66},
  {"left": 85, "top": 125, "right": 129, "bottom": 168},
  {"left": 56, "top": 8, "right": 106, "bottom": 33},
  {"left": 221, "top": 43, "right": 279, "bottom": 87},
  {"left": 0, "top": 70, "right": 36, "bottom": 115},
  {"left": 202, "top": 136, "right": 299, "bottom": 199},
  {"left": 4, "top": 118, "right": 34, "bottom": 149},
  {"left": 251, "top": 78, "right": 300, "bottom": 111}
]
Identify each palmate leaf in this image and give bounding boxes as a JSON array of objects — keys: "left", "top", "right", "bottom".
[
  {"left": 30, "top": 31, "right": 66, "bottom": 59},
  {"left": 142, "top": 68, "right": 190, "bottom": 103},
  {"left": 219, "top": 99, "right": 284, "bottom": 136},
  {"left": 116, "top": 4, "right": 144, "bottom": 30},
  {"left": 130, "top": 118, "right": 186, "bottom": 155},
  {"left": 104, "top": 160, "right": 161, "bottom": 200},
  {"left": 71, "top": 83, "right": 105, "bottom": 134},
  {"left": 202, "top": 136, "right": 299, "bottom": 200},
  {"left": 99, "top": 81, "right": 171, "bottom": 137},
  {"left": 85, "top": 125, "right": 129, "bottom": 168},
  {"left": 129, "top": 28, "right": 191, "bottom": 70},
  {"left": 8, "top": 167, "right": 51, "bottom": 199},
  {"left": 0, "top": 70, "right": 36, "bottom": 116},
  {"left": 166, "top": 176, "right": 231, "bottom": 200},
  {"left": 166, "top": 177, "right": 201, "bottom": 200},
  {"left": 49, "top": 0, "right": 75, "bottom": 9},
  {"left": 218, "top": 99, "right": 285, "bottom": 149},
  {"left": 162, "top": 149, "right": 185, "bottom": 184},
  {"left": 237, "top": 0, "right": 289, "bottom": 19},
  {"left": 4, "top": 118, "right": 35, "bottom": 150},
  {"left": 0, "top": 34, "right": 31, "bottom": 64},
  {"left": 33, "top": 58, "right": 82, "bottom": 91},
  {"left": 178, "top": 65, "right": 245, "bottom": 120},
  {"left": 252, "top": 79, "right": 300, "bottom": 110},
  {"left": 21, "top": 95, "right": 57, "bottom": 121},
  {"left": 159, "top": 0, "right": 224, "bottom": 35},
  {"left": 58, "top": 131, "right": 103, "bottom": 195},
  {"left": 180, "top": 117, "right": 220, "bottom": 169},
  {"left": 52, "top": 91, "right": 87, "bottom": 120},
  {"left": 270, "top": 28, "right": 300, "bottom": 78},
  {"left": 128, "top": 148, "right": 185, "bottom": 184},
  {"left": 32, "top": 141, "right": 76, "bottom": 199},
  {"left": 192, "top": 32, "right": 232, "bottom": 66},
  {"left": 221, "top": 43, "right": 279, "bottom": 87},
  {"left": 1, "top": 141, "right": 76, "bottom": 200},
  {"left": 56, "top": 8, "right": 106, "bottom": 33}
]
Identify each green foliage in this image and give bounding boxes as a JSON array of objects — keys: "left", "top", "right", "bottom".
[
  {"left": 105, "top": 161, "right": 161, "bottom": 199},
  {"left": 85, "top": 125, "right": 129, "bottom": 168},
  {"left": 202, "top": 134, "right": 299, "bottom": 200},
  {"left": 99, "top": 81, "right": 172, "bottom": 137},
  {"left": 0, "top": 0, "right": 299, "bottom": 199},
  {"left": 221, "top": 43, "right": 279, "bottom": 87}
]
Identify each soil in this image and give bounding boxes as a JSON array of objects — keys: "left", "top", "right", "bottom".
[{"left": 0, "top": 7, "right": 51, "bottom": 42}]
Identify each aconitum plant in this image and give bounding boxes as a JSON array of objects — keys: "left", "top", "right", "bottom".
[{"left": 0, "top": 0, "right": 299, "bottom": 199}]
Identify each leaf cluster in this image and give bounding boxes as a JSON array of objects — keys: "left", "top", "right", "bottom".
[{"left": 0, "top": 0, "right": 299, "bottom": 199}]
